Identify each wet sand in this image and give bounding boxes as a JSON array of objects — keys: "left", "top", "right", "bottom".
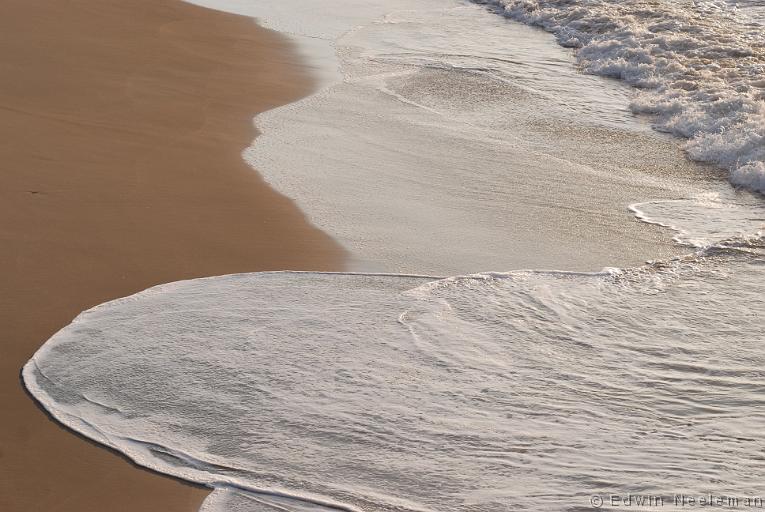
[{"left": 0, "top": 1, "right": 344, "bottom": 511}]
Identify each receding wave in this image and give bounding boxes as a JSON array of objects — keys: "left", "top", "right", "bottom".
[
  {"left": 480, "top": 0, "right": 765, "bottom": 192},
  {"left": 22, "top": 232, "right": 765, "bottom": 511}
]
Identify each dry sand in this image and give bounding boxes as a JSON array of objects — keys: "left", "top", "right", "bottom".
[{"left": 0, "top": 0, "right": 345, "bottom": 510}]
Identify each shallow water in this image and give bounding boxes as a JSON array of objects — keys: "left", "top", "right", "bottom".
[
  {"left": 189, "top": 0, "right": 765, "bottom": 274},
  {"left": 24, "top": 238, "right": 765, "bottom": 512},
  {"left": 239, "top": 0, "right": 723, "bottom": 274},
  {"left": 23, "top": 1, "right": 765, "bottom": 511}
]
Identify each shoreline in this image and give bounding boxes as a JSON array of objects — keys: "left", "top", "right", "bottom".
[
  {"left": 0, "top": 1, "right": 345, "bottom": 511},
  {"left": 232, "top": 0, "right": 698, "bottom": 276}
]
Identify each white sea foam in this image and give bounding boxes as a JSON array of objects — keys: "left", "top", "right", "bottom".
[
  {"left": 630, "top": 188, "right": 765, "bottom": 247},
  {"left": 23, "top": 240, "right": 765, "bottom": 512},
  {"left": 483, "top": 0, "right": 765, "bottom": 192}
]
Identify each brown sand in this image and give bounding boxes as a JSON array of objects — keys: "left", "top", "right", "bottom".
[{"left": 0, "top": 0, "right": 345, "bottom": 511}]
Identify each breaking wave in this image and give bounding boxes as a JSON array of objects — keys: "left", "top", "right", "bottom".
[{"left": 481, "top": 0, "right": 765, "bottom": 191}]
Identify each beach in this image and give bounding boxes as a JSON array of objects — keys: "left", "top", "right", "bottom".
[
  {"left": 0, "top": 1, "right": 343, "bottom": 511},
  {"left": 6, "top": 0, "right": 765, "bottom": 511}
]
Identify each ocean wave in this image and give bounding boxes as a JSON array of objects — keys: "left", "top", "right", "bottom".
[
  {"left": 479, "top": 0, "right": 765, "bottom": 192},
  {"left": 22, "top": 236, "right": 765, "bottom": 512}
]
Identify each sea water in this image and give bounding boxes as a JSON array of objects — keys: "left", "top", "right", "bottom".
[
  {"left": 23, "top": 1, "right": 765, "bottom": 511},
  {"left": 190, "top": 0, "right": 751, "bottom": 274},
  {"left": 23, "top": 238, "right": 765, "bottom": 511}
]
